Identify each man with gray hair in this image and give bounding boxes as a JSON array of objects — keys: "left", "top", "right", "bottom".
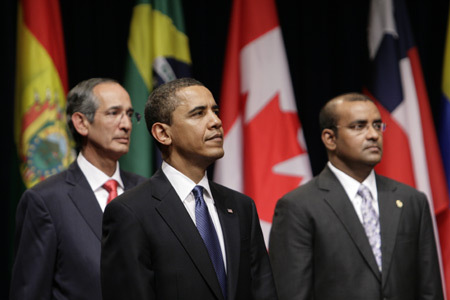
[{"left": 10, "top": 78, "right": 145, "bottom": 299}]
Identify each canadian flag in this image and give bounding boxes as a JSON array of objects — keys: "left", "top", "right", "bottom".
[
  {"left": 213, "top": 0, "right": 312, "bottom": 244},
  {"left": 367, "top": 0, "right": 450, "bottom": 296}
]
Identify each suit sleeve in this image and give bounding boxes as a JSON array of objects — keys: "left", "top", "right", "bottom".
[
  {"left": 417, "top": 193, "right": 445, "bottom": 300},
  {"left": 248, "top": 199, "right": 278, "bottom": 300},
  {"left": 101, "top": 200, "right": 155, "bottom": 300},
  {"left": 10, "top": 190, "right": 57, "bottom": 300},
  {"left": 269, "top": 196, "right": 313, "bottom": 300}
]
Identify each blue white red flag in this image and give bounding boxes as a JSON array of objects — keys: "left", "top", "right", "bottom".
[{"left": 367, "top": 0, "right": 450, "bottom": 296}]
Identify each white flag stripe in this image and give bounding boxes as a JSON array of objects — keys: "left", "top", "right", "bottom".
[
  {"left": 215, "top": 117, "right": 244, "bottom": 193},
  {"left": 398, "top": 57, "right": 432, "bottom": 201},
  {"left": 272, "top": 153, "right": 313, "bottom": 181},
  {"left": 241, "top": 27, "right": 298, "bottom": 124},
  {"left": 368, "top": 0, "right": 398, "bottom": 59}
]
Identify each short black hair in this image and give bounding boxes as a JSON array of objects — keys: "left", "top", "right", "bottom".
[
  {"left": 319, "top": 92, "right": 373, "bottom": 132},
  {"left": 144, "top": 77, "right": 204, "bottom": 140}
]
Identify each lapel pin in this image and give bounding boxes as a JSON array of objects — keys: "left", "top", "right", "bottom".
[
  {"left": 396, "top": 200, "right": 403, "bottom": 208},
  {"left": 227, "top": 208, "right": 234, "bottom": 214}
]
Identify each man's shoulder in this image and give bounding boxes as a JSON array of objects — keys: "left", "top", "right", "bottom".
[
  {"left": 119, "top": 169, "right": 147, "bottom": 187},
  {"left": 375, "top": 174, "right": 432, "bottom": 217},
  {"left": 375, "top": 173, "right": 426, "bottom": 197},
  {"left": 28, "top": 166, "right": 73, "bottom": 193},
  {"left": 282, "top": 175, "right": 321, "bottom": 198},
  {"left": 18, "top": 166, "right": 77, "bottom": 210},
  {"left": 209, "top": 181, "right": 253, "bottom": 201}
]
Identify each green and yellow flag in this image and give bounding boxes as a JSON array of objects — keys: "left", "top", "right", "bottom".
[
  {"left": 14, "top": 0, "right": 74, "bottom": 188},
  {"left": 120, "top": 0, "right": 192, "bottom": 177}
]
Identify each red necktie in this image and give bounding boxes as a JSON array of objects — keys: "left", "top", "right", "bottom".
[{"left": 103, "top": 179, "right": 118, "bottom": 204}]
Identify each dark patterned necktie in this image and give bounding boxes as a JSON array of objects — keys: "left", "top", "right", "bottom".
[{"left": 192, "top": 185, "right": 227, "bottom": 298}]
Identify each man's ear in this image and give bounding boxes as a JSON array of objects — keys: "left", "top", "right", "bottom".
[
  {"left": 152, "top": 122, "right": 172, "bottom": 146},
  {"left": 71, "top": 112, "right": 90, "bottom": 137},
  {"left": 321, "top": 128, "right": 337, "bottom": 151}
]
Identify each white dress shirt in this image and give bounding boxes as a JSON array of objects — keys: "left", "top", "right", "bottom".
[
  {"left": 162, "top": 161, "right": 227, "bottom": 270},
  {"left": 327, "top": 161, "right": 379, "bottom": 222},
  {"left": 77, "top": 152, "right": 124, "bottom": 212}
]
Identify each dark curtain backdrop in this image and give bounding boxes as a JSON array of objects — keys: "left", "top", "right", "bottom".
[{"left": 2, "top": 0, "right": 449, "bottom": 297}]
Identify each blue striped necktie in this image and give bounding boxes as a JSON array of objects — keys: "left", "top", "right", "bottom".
[{"left": 192, "top": 185, "right": 227, "bottom": 298}]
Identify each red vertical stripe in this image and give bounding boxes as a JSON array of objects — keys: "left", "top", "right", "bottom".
[
  {"left": 409, "top": 48, "right": 450, "bottom": 212},
  {"left": 220, "top": 0, "right": 280, "bottom": 135},
  {"left": 409, "top": 46, "right": 450, "bottom": 298},
  {"left": 219, "top": 0, "right": 241, "bottom": 135},
  {"left": 22, "top": 0, "right": 68, "bottom": 93},
  {"left": 237, "top": 0, "right": 278, "bottom": 46},
  {"left": 373, "top": 100, "right": 416, "bottom": 187}
]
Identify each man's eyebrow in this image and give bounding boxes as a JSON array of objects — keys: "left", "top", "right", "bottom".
[
  {"left": 187, "top": 106, "right": 206, "bottom": 114},
  {"left": 106, "top": 105, "right": 134, "bottom": 112},
  {"left": 106, "top": 105, "right": 122, "bottom": 110},
  {"left": 349, "top": 119, "right": 369, "bottom": 124},
  {"left": 348, "top": 118, "right": 382, "bottom": 125}
]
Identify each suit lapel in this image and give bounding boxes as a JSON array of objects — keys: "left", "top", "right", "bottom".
[
  {"left": 376, "top": 175, "right": 402, "bottom": 287},
  {"left": 319, "top": 167, "right": 381, "bottom": 281},
  {"left": 120, "top": 169, "right": 143, "bottom": 190},
  {"left": 211, "top": 182, "right": 240, "bottom": 300},
  {"left": 152, "top": 170, "right": 225, "bottom": 300},
  {"left": 66, "top": 162, "right": 103, "bottom": 240}
]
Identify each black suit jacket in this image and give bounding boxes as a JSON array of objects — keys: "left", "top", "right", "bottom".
[
  {"left": 269, "top": 166, "right": 443, "bottom": 300},
  {"left": 10, "top": 161, "right": 145, "bottom": 300},
  {"left": 101, "top": 168, "right": 277, "bottom": 300}
]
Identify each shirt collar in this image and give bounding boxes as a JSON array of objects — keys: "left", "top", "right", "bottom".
[
  {"left": 161, "top": 161, "right": 212, "bottom": 201},
  {"left": 327, "top": 161, "right": 377, "bottom": 201},
  {"left": 77, "top": 152, "right": 124, "bottom": 192}
]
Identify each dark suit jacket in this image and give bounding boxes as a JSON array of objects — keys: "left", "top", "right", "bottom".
[
  {"left": 269, "top": 166, "right": 443, "bottom": 300},
  {"left": 10, "top": 161, "right": 145, "bottom": 300},
  {"left": 101, "top": 168, "right": 277, "bottom": 300}
]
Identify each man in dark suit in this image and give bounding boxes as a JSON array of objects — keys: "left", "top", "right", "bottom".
[
  {"left": 269, "top": 92, "right": 444, "bottom": 300},
  {"left": 10, "top": 78, "right": 145, "bottom": 300},
  {"left": 101, "top": 78, "right": 277, "bottom": 300}
]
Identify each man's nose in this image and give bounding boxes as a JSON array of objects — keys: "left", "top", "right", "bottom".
[
  {"left": 209, "top": 111, "right": 222, "bottom": 128},
  {"left": 119, "top": 112, "right": 132, "bottom": 131},
  {"left": 366, "top": 124, "right": 380, "bottom": 139}
]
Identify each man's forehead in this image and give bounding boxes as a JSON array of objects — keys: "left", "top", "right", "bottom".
[
  {"left": 176, "top": 85, "right": 216, "bottom": 106},
  {"left": 94, "top": 83, "right": 131, "bottom": 108},
  {"left": 337, "top": 100, "right": 381, "bottom": 120}
]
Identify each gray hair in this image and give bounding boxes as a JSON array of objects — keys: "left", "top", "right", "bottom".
[{"left": 66, "top": 78, "right": 118, "bottom": 151}]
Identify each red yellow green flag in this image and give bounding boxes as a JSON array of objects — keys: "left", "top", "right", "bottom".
[{"left": 14, "top": 0, "right": 74, "bottom": 188}]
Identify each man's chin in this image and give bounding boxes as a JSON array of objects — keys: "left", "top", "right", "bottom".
[
  {"left": 113, "top": 146, "right": 130, "bottom": 157},
  {"left": 204, "top": 149, "right": 224, "bottom": 164},
  {"left": 213, "top": 149, "right": 225, "bottom": 159},
  {"left": 367, "top": 156, "right": 382, "bottom": 167}
]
